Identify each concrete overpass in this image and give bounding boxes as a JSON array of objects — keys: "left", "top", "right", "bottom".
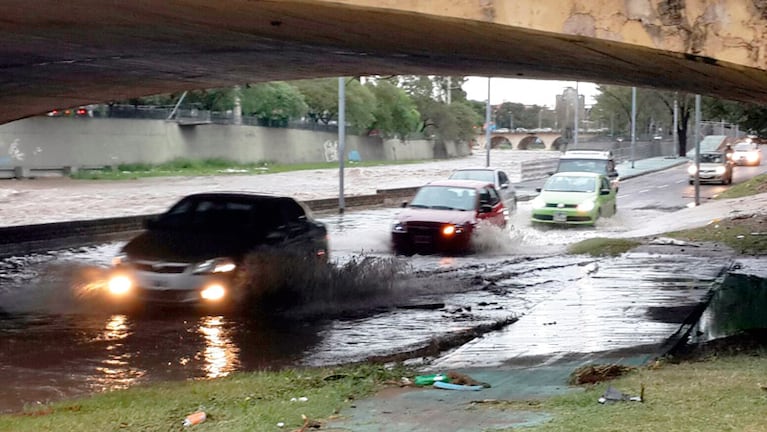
[{"left": 3, "top": 0, "right": 767, "bottom": 125}]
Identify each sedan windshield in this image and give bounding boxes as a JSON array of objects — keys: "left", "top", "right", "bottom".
[
  {"left": 700, "top": 153, "right": 724, "bottom": 163},
  {"left": 734, "top": 142, "right": 756, "bottom": 151},
  {"left": 449, "top": 170, "right": 494, "bottom": 183},
  {"left": 409, "top": 186, "right": 477, "bottom": 211},
  {"left": 557, "top": 159, "right": 608, "bottom": 174},
  {"left": 544, "top": 176, "right": 596, "bottom": 193}
]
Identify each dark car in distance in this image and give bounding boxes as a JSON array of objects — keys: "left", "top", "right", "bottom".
[
  {"left": 391, "top": 180, "right": 507, "bottom": 255},
  {"left": 107, "top": 192, "right": 328, "bottom": 306}
]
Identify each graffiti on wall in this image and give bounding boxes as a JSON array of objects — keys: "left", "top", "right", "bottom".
[{"left": 323, "top": 140, "right": 338, "bottom": 162}]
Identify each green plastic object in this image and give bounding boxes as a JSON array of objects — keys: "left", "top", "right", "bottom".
[{"left": 414, "top": 374, "right": 450, "bottom": 386}]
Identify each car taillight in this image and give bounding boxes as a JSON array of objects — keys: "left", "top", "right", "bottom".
[{"left": 76, "top": 108, "right": 87, "bottom": 116}]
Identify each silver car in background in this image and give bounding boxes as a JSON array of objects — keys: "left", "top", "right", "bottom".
[{"left": 448, "top": 168, "right": 517, "bottom": 215}]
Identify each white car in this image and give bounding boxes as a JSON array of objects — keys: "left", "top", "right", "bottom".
[
  {"left": 448, "top": 168, "right": 517, "bottom": 215},
  {"left": 731, "top": 141, "right": 762, "bottom": 166}
]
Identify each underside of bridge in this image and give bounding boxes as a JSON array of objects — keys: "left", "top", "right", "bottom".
[{"left": 3, "top": 0, "right": 767, "bottom": 125}]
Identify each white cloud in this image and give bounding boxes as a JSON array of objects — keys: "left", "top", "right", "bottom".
[{"left": 463, "top": 77, "right": 600, "bottom": 108}]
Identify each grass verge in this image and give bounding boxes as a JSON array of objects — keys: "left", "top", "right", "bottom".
[
  {"left": 567, "top": 238, "right": 641, "bottom": 257},
  {"left": 667, "top": 215, "right": 767, "bottom": 255},
  {"left": 505, "top": 334, "right": 767, "bottom": 432},
  {"left": 71, "top": 158, "right": 426, "bottom": 180},
  {"left": 715, "top": 172, "right": 767, "bottom": 199},
  {"left": 0, "top": 364, "right": 411, "bottom": 432}
]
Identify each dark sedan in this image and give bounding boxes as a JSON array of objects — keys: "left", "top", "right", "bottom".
[{"left": 107, "top": 192, "right": 328, "bottom": 306}]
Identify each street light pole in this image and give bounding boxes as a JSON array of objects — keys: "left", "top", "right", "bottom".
[
  {"left": 338, "top": 77, "right": 346, "bottom": 214},
  {"left": 694, "top": 94, "right": 701, "bottom": 206},
  {"left": 574, "top": 82, "right": 579, "bottom": 148},
  {"left": 630, "top": 87, "right": 637, "bottom": 168},
  {"left": 485, "top": 77, "right": 491, "bottom": 168}
]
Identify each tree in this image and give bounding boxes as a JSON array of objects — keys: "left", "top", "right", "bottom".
[
  {"left": 240, "top": 82, "right": 307, "bottom": 127},
  {"left": 293, "top": 78, "right": 376, "bottom": 133},
  {"left": 365, "top": 80, "right": 421, "bottom": 138},
  {"left": 397, "top": 75, "right": 481, "bottom": 142}
]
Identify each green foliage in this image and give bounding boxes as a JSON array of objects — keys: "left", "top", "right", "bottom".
[
  {"left": 567, "top": 237, "right": 640, "bottom": 256},
  {"left": 366, "top": 80, "right": 421, "bottom": 138},
  {"left": 240, "top": 82, "right": 307, "bottom": 126},
  {"left": 292, "top": 78, "right": 376, "bottom": 134},
  {"left": 495, "top": 102, "right": 549, "bottom": 130}
]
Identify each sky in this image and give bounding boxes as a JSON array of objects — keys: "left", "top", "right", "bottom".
[{"left": 463, "top": 77, "right": 600, "bottom": 108}]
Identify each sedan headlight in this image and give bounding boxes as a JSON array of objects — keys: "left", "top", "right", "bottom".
[
  {"left": 531, "top": 196, "right": 546, "bottom": 210},
  {"left": 441, "top": 224, "right": 465, "bottom": 237},
  {"left": 747, "top": 152, "right": 759, "bottom": 162},
  {"left": 391, "top": 221, "right": 407, "bottom": 233},
  {"left": 576, "top": 200, "right": 595, "bottom": 212},
  {"left": 687, "top": 164, "right": 697, "bottom": 175},
  {"left": 193, "top": 258, "right": 237, "bottom": 274},
  {"left": 107, "top": 275, "right": 132, "bottom": 296},
  {"left": 200, "top": 284, "right": 226, "bottom": 301},
  {"left": 715, "top": 166, "right": 726, "bottom": 175}
]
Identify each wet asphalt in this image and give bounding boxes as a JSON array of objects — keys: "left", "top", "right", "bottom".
[{"left": 0, "top": 156, "right": 763, "bottom": 421}]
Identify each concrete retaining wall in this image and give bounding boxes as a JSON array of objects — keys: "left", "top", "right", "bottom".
[{"left": 0, "top": 118, "right": 467, "bottom": 177}]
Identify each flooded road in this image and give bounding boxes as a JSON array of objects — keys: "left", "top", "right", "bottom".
[{"left": 0, "top": 169, "right": 761, "bottom": 413}]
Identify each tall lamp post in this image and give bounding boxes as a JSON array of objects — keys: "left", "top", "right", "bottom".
[
  {"left": 338, "top": 77, "right": 346, "bottom": 214},
  {"left": 630, "top": 87, "right": 637, "bottom": 168},
  {"left": 485, "top": 77, "right": 491, "bottom": 167}
]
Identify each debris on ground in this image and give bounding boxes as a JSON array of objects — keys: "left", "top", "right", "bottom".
[
  {"left": 569, "top": 364, "right": 636, "bottom": 385},
  {"left": 434, "top": 381, "right": 484, "bottom": 391},
  {"left": 446, "top": 371, "right": 491, "bottom": 388},
  {"left": 182, "top": 411, "right": 207, "bottom": 427},
  {"left": 414, "top": 373, "right": 450, "bottom": 386},
  {"left": 291, "top": 414, "right": 321, "bottom": 432},
  {"left": 597, "top": 385, "right": 644, "bottom": 404}
]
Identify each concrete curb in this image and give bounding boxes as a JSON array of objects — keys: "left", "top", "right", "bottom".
[
  {"left": 0, "top": 188, "right": 420, "bottom": 258},
  {"left": 618, "top": 158, "right": 689, "bottom": 180}
]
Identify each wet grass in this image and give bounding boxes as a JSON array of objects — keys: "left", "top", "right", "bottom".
[
  {"left": 567, "top": 238, "right": 641, "bottom": 257},
  {"left": 512, "top": 342, "right": 767, "bottom": 432},
  {"left": 715, "top": 172, "right": 767, "bottom": 199},
  {"left": 667, "top": 216, "right": 767, "bottom": 255},
  {"left": 70, "top": 158, "right": 426, "bottom": 180},
  {"left": 0, "top": 364, "right": 411, "bottom": 432}
]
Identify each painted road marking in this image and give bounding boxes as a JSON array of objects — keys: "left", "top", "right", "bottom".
[
  {"left": 675, "top": 179, "right": 685, "bottom": 184},
  {"left": 617, "top": 194, "right": 629, "bottom": 199},
  {"left": 657, "top": 184, "right": 669, "bottom": 189},
  {"left": 639, "top": 189, "right": 651, "bottom": 193}
]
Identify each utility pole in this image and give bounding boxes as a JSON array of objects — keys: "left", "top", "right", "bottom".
[
  {"left": 694, "top": 94, "right": 701, "bottom": 206},
  {"left": 233, "top": 85, "right": 242, "bottom": 125},
  {"left": 630, "top": 87, "right": 637, "bottom": 168},
  {"left": 338, "top": 77, "right": 346, "bottom": 214},
  {"left": 485, "top": 77, "right": 492, "bottom": 167},
  {"left": 574, "top": 82, "right": 580, "bottom": 148},
  {"left": 673, "top": 96, "right": 678, "bottom": 157},
  {"left": 446, "top": 76, "right": 451, "bottom": 105}
]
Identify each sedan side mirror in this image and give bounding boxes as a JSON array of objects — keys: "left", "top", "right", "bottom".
[
  {"left": 401, "top": 201, "right": 408, "bottom": 208},
  {"left": 500, "top": 183, "right": 509, "bottom": 190},
  {"left": 535, "top": 187, "right": 542, "bottom": 193},
  {"left": 600, "top": 188, "right": 611, "bottom": 195},
  {"left": 479, "top": 204, "right": 493, "bottom": 213}
]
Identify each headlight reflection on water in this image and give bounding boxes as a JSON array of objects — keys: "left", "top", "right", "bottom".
[
  {"left": 198, "top": 316, "right": 239, "bottom": 379},
  {"left": 94, "top": 314, "right": 145, "bottom": 391}
]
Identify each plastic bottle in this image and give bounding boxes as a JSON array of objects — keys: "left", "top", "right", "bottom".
[
  {"left": 183, "top": 411, "right": 207, "bottom": 427},
  {"left": 414, "top": 374, "right": 450, "bottom": 386}
]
